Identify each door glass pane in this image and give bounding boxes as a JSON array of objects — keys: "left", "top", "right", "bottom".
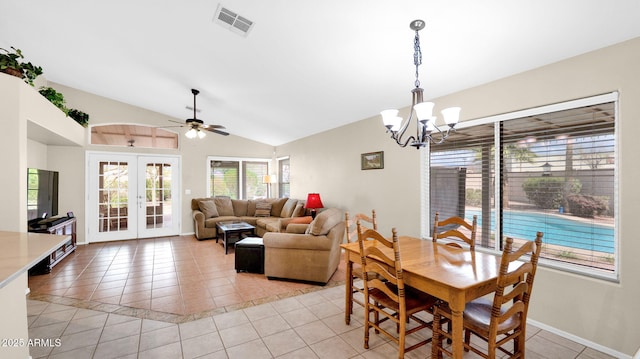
[
  {"left": 98, "top": 161, "right": 129, "bottom": 232},
  {"left": 145, "top": 163, "right": 172, "bottom": 229}
]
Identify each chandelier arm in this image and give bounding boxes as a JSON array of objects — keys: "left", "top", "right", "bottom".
[
  {"left": 427, "top": 125, "right": 455, "bottom": 145},
  {"left": 392, "top": 133, "right": 418, "bottom": 148}
]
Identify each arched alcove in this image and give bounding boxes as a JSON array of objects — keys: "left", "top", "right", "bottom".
[{"left": 90, "top": 124, "right": 178, "bottom": 149}]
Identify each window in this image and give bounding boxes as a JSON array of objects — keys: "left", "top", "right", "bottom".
[
  {"left": 426, "top": 93, "right": 618, "bottom": 280},
  {"left": 91, "top": 124, "right": 178, "bottom": 149},
  {"left": 208, "top": 158, "right": 269, "bottom": 199},
  {"left": 278, "top": 157, "right": 290, "bottom": 198}
]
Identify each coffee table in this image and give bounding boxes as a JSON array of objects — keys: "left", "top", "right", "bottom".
[{"left": 216, "top": 221, "right": 256, "bottom": 254}]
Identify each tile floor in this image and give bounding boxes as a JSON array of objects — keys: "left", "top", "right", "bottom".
[
  {"left": 26, "top": 235, "right": 616, "bottom": 358},
  {"left": 28, "top": 235, "right": 345, "bottom": 322}
]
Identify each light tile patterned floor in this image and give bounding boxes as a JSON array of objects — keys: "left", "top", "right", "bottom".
[
  {"left": 25, "top": 235, "right": 616, "bottom": 358},
  {"left": 27, "top": 286, "right": 616, "bottom": 358}
]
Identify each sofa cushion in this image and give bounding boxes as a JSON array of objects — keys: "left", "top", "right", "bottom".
[
  {"left": 280, "top": 198, "right": 299, "bottom": 218},
  {"left": 232, "top": 199, "right": 248, "bottom": 217},
  {"left": 198, "top": 200, "right": 219, "bottom": 219},
  {"left": 269, "top": 198, "right": 288, "bottom": 217},
  {"left": 255, "top": 202, "right": 272, "bottom": 217},
  {"left": 292, "top": 202, "right": 305, "bottom": 217},
  {"left": 214, "top": 197, "right": 234, "bottom": 216},
  {"left": 307, "top": 208, "right": 342, "bottom": 236},
  {"left": 247, "top": 200, "right": 258, "bottom": 216}
]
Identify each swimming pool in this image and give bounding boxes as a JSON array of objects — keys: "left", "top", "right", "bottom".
[{"left": 465, "top": 209, "right": 614, "bottom": 254}]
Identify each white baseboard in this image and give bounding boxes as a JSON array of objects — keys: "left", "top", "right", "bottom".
[{"left": 528, "top": 318, "right": 631, "bottom": 359}]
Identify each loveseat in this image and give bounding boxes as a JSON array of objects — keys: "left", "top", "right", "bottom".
[
  {"left": 263, "top": 207, "right": 345, "bottom": 284},
  {"left": 191, "top": 196, "right": 311, "bottom": 240}
]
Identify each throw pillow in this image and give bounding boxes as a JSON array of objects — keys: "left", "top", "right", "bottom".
[
  {"left": 270, "top": 198, "right": 288, "bottom": 216},
  {"left": 255, "top": 202, "right": 272, "bottom": 217},
  {"left": 289, "top": 216, "right": 312, "bottom": 224},
  {"left": 214, "top": 196, "right": 234, "bottom": 216},
  {"left": 292, "top": 202, "right": 305, "bottom": 217},
  {"left": 198, "top": 200, "right": 219, "bottom": 219},
  {"left": 280, "top": 198, "right": 298, "bottom": 218}
]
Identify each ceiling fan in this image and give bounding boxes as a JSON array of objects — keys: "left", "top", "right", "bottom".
[{"left": 168, "top": 89, "right": 229, "bottom": 138}]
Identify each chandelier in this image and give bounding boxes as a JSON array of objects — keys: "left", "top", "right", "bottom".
[{"left": 381, "top": 20, "right": 460, "bottom": 149}]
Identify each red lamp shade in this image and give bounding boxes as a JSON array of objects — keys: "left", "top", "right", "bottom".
[{"left": 305, "top": 193, "right": 324, "bottom": 209}]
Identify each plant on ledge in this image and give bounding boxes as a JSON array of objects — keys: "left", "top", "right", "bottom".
[
  {"left": 0, "top": 47, "right": 43, "bottom": 86},
  {"left": 67, "top": 109, "right": 90, "bottom": 127},
  {"left": 39, "top": 86, "right": 68, "bottom": 115}
]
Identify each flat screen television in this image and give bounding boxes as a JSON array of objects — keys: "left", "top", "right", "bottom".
[{"left": 27, "top": 168, "right": 59, "bottom": 221}]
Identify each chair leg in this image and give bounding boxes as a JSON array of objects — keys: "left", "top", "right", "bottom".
[
  {"left": 464, "top": 329, "right": 471, "bottom": 352},
  {"left": 432, "top": 309, "right": 443, "bottom": 359},
  {"left": 364, "top": 304, "right": 370, "bottom": 349},
  {"left": 398, "top": 313, "right": 406, "bottom": 359}
]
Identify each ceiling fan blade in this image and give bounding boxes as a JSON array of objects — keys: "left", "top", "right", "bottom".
[
  {"left": 202, "top": 123, "right": 226, "bottom": 130},
  {"left": 168, "top": 119, "right": 184, "bottom": 125},
  {"left": 203, "top": 127, "right": 230, "bottom": 136}
]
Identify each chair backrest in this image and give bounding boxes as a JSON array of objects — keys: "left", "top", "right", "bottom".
[
  {"left": 356, "top": 222, "right": 404, "bottom": 306},
  {"left": 489, "top": 232, "right": 543, "bottom": 336},
  {"left": 432, "top": 211, "right": 477, "bottom": 249},
  {"left": 345, "top": 210, "right": 377, "bottom": 243}
]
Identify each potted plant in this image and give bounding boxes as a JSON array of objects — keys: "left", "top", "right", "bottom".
[
  {"left": 68, "top": 109, "right": 90, "bottom": 127},
  {"left": 0, "top": 47, "right": 43, "bottom": 86},
  {"left": 39, "top": 86, "right": 68, "bottom": 114}
]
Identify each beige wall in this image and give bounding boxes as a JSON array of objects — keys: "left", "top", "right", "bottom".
[{"left": 278, "top": 37, "right": 640, "bottom": 356}]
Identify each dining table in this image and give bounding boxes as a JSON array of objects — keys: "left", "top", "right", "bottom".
[{"left": 341, "top": 236, "right": 502, "bottom": 359}]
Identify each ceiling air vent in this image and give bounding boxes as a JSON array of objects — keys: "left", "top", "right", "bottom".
[{"left": 213, "top": 4, "right": 254, "bottom": 37}]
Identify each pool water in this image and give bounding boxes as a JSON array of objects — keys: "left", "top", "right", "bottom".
[{"left": 465, "top": 209, "right": 614, "bottom": 254}]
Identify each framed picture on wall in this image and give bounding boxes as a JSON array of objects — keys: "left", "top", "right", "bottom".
[{"left": 361, "top": 151, "right": 384, "bottom": 170}]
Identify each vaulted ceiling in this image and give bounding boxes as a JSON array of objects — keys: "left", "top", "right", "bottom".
[{"left": 2, "top": 1, "right": 640, "bottom": 146}]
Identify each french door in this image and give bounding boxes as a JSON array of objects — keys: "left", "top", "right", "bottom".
[{"left": 87, "top": 153, "right": 180, "bottom": 242}]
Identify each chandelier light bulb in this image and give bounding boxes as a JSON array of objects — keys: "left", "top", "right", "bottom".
[
  {"left": 381, "top": 109, "right": 400, "bottom": 129},
  {"left": 442, "top": 107, "right": 461, "bottom": 126},
  {"left": 413, "top": 101, "right": 435, "bottom": 121},
  {"left": 197, "top": 130, "right": 206, "bottom": 139}
]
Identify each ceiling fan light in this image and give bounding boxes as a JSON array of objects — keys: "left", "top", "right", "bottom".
[
  {"left": 197, "top": 130, "right": 206, "bottom": 139},
  {"left": 185, "top": 128, "right": 197, "bottom": 139}
]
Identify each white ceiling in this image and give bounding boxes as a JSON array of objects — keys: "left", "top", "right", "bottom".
[{"left": 2, "top": 1, "right": 640, "bottom": 146}]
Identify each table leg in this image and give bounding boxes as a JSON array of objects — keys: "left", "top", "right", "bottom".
[
  {"left": 224, "top": 232, "right": 229, "bottom": 254},
  {"left": 344, "top": 254, "right": 353, "bottom": 325},
  {"left": 449, "top": 302, "right": 464, "bottom": 359}
]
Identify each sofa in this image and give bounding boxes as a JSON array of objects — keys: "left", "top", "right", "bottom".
[
  {"left": 191, "top": 196, "right": 312, "bottom": 240},
  {"left": 263, "top": 207, "right": 345, "bottom": 284}
]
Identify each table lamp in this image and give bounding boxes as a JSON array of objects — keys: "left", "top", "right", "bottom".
[{"left": 305, "top": 193, "right": 324, "bottom": 219}]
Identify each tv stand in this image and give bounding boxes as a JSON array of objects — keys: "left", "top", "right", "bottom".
[{"left": 28, "top": 217, "right": 77, "bottom": 275}]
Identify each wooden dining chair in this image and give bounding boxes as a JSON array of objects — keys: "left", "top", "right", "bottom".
[
  {"left": 431, "top": 232, "right": 544, "bottom": 359},
  {"left": 357, "top": 222, "right": 436, "bottom": 359},
  {"left": 432, "top": 211, "right": 478, "bottom": 249},
  {"left": 344, "top": 210, "right": 377, "bottom": 321}
]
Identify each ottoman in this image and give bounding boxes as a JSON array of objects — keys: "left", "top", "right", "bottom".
[{"left": 235, "top": 237, "right": 264, "bottom": 274}]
